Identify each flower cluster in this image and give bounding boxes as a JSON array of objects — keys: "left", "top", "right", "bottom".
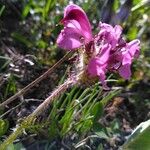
[{"left": 57, "top": 4, "right": 140, "bottom": 87}]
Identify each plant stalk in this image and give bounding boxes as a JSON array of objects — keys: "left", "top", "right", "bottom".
[
  {"left": 0, "top": 77, "right": 76, "bottom": 150},
  {"left": 0, "top": 51, "right": 74, "bottom": 109}
]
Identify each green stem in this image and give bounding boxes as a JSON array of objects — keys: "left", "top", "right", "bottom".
[
  {"left": 131, "top": 0, "right": 149, "bottom": 12},
  {"left": 0, "top": 115, "right": 34, "bottom": 150}
]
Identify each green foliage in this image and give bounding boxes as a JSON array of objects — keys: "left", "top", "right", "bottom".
[
  {"left": 122, "top": 119, "right": 150, "bottom": 150},
  {"left": 0, "top": 5, "right": 5, "bottom": 17},
  {"left": 91, "top": 101, "right": 103, "bottom": 122},
  {"left": 0, "top": 56, "right": 11, "bottom": 72},
  {"left": 4, "top": 75, "right": 17, "bottom": 99},
  {"left": 0, "top": 0, "right": 150, "bottom": 149},
  {"left": 0, "top": 119, "right": 9, "bottom": 137},
  {"left": 22, "top": 0, "right": 56, "bottom": 21},
  {"left": 6, "top": 143, "right": 25, "bottom": 150},
  {"left": 46, "top": 82, "right": 120, "bottom": 139},
  {"left": 93, "top": 123, "right": 109, "bottom": 139},
  {"left": 11, "top": 32, "right": 33, "bottom": 48}
]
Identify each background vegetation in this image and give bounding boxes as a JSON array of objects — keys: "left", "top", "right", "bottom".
[{"left": 0, "top": 0, "right": 150, "bottom": 149}]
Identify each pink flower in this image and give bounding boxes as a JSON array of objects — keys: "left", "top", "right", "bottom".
[
  {"left": 57, "top": 4, "right": 140, "bottom": 87},
  {"left": 88, "top": 44, "right": 111, "bottom": 84},
  {"left": 118, "top": 39, "right": 140, "bottom": 79},
  {"left": 87, "top": 23, "right": 123, "bottom": 85},
  {"left": 98, "top": 23, "right": 122, "bottom": 49},
  {"left": 57, "top": 4, "right": 92, "bottom": 50}
]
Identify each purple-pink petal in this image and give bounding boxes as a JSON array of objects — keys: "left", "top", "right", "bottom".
[
  {"left": 119, "top": 39, "right": 140, "bottom": 66},
  {"left": 57, "top": 27, "right": 83, "bottom": 50},
  {"left": 87, "top": 57, "right": 107, "bottom": 83},
  {"left": 121, "top": 50, "right": 132, "bottom": 65},
  {"left": 88, "top": 44, "right": 111, "bottom": 84},
  {"left": 98, "top": 44, "right": 111, "bottom": 64},
  {"left": 119, "top": 64, "right": 131, "bottom": 79},
  {"left": 56, "top": 4, "right": 141, "bottom": 85},
  {"left": 98, "top": 22, "right": 122, "bottom": 48},
  {"left": 88, "top": 57, "right": 104, "bottom": 76},
  {"left": 57, "top": 4, "right": 92, "bottom": 50},
  {"left": 127, "top": 39, "right": 140, "bottom": 58},
  {"left": 114, "top": 25, "right": 122, "bottom": 40},
  {"left": 63, "top": 5, "right": 92, "bottom": 41}
]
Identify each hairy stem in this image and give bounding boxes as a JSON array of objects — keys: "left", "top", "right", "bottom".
[
  {"left": 0, "top": 78, "right": 76, "bottom": 150},
  {"left": 0, "top": 51, "right": 74, "bottom": 109}
]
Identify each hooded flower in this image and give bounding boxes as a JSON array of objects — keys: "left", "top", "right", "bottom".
[
  {"left": 57, "top": 4, "right": 140, "bottom": 87},
  {"left": 57, "top": 4, "right": 92, "bottom": 50}
]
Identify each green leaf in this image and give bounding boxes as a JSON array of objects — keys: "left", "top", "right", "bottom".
[
  {"left": 0, "top": 5, "right": 5, "bottom": 17},
  {"left": 36, "top": 40, "right": 48, "bottom": 49},
  {"left": 133, "top": 0, "right": 141, "bottom": 5},
  {"left": 4, "top": 75, "right": 17, "bottom": 98},
  {"left": 43, "top": 0, "right": 56, "bottom": 19},
  {"left": 113, "top": 0, "right": 120, "bottom": 11},
  {"left": 59, "top": 108, "right": 74, "bottom": 135},
  {"left": 22, "top": 4, "right": 31, "bottom": 18},
  {"left": 122, "top": 119, "right": 150, "bottom": 150},
  {"left": 132, "top": 0, "right": 149, "bottom": 12},
  {"left": 48, "top": 120, "right": 59, "bottom": 139},
  {"left": 11, "top": 32, "right": 33, "bottom": 48},
  {"left": 6, "top": 143, "right": 25, "bottom": 150},
  {"left": 91, "top": 101, "right": 104, "bottom": 122},
  {"left": 93, "top": 123, "right": 109, "bottom": 139},
  {"left": 127, "top": 27, "right": 138, "bottom": 40},
  {"left": 75, "top": 115, "right": 93, "bottom": 133},
  {"left": 0, "top": 119, "right": 9, "bottom": 137},
  {"left": 97, "top": 143, "right": 104, "bottom": 150},
  {"left": 101, "top": 90, "right": 120, "bottom": 106},
  {"left": 6, "top": 144, "right": 15, "bottom": 150}
]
